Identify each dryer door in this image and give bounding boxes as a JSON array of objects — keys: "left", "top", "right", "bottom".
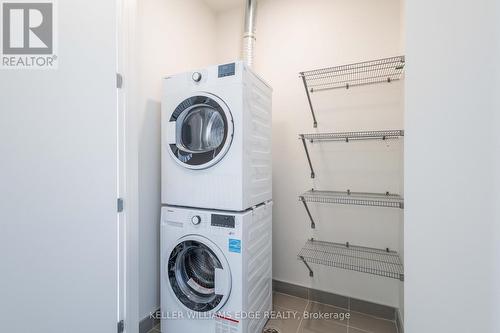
[
  {"left": 167, "top": 93, "right": 234, "bottom": 170},
  {"left": 167, "top": 235, "right": 232, "bottom": 313}
]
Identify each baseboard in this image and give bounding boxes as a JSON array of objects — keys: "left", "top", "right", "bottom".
[
  {"left": 273, "top": 279, "right": 398, "bottom": 321},
  {"left": 139, "top": 309, "right": 160, "bottom": 333},
  {"left": 396, "top": 309, "right": 404, "bottom": 333}
]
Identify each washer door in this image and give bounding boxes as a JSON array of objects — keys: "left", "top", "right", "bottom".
[
  {"left": 166, "top": 93, "right": 234, "bottom": 170},
  {"left": 167, "top": 235, "right": 232, "bottom": 313}
]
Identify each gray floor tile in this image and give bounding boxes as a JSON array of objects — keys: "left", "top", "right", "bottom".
[
  {"left": 348, "top": 328, "right": 369, "bottom": 333},
  {"left": 146, "top": 328, "right": 159, "bottom": 333},
  {"left": 299, "top": 318, "right": 348, "bottom": 333},
  {"left": 273, "top": 292, "right": 308, "bottom": 312},
  {"left": 305, "top": 301, "right": 350, "bottom": 327},
  {"left": 272, "top": 303, "right": 304, "bottom": 317},
  {"left": 348, "top": 311, "right": 397, "bottom": 333},
  {"left": 264, "top": 305, "right": 302, "bottom": 333}
]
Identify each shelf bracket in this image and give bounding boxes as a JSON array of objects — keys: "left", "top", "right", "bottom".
[
  {"left": 299, "top": 255, "right": 314, "bottom": 277},
  {"left": 300, "top": 196, "right": 316, "bottom": 229},
  {"left": 300, "top": 73, "right": 317, "bottom": 128},
  {"left": 300, "top": 135, "right": 315, "bottom": 179}
]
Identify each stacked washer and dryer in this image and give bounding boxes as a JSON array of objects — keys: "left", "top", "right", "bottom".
[{"left": 160, "top": 61, "right": 273, "bottom": 333}]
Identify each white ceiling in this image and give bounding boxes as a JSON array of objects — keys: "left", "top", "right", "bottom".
[{"left": 203, "top": 0, "right": 245, "bottom": 12}]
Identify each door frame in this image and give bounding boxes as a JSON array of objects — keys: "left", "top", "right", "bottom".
[{"left": 117, "top": 0, "right": 139, "bottom": 331}]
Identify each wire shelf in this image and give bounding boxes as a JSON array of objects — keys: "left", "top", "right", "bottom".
[
  {"left": 298, "top": 239, "right": 404, "bottom": 281},
  {"left": 300, "top": 56, "right": 405, "bottom": 93},
  {"left": 299, "top": 130, "right": 404, "bottom": 178},
  {"left": 301, "top": 130, "right": 404, "bottom": 142},
  {"left": 299, "top": 56, "right": 405, "bottom": 127},
  {"left": 300, "top": 189, "right": 404, "bottom": 209}
]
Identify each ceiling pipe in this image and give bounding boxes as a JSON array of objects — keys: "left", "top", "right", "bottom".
[{"left": 242, "top": 0, "right": 258, "bottom": 67}]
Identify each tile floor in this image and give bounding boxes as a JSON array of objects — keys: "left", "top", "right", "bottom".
[
  {"left": 147, "top": 292, "right": 399, "bottom": 333},
  {"left": 147, "top": 324, "right": 160, "bottom": 333}
]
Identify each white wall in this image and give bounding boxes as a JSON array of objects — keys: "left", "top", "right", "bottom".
[
  {"left": 0, "top": 1, "right": 118, "bottom": 332},
  {"left": 216, "top": 6, "right": 244, "bottom": 64},
  {"left": 136, "top": 0, "right": 218, "bottom": 319},
  {"left": 216, "top": 0, "right": 405, "bottom": 307},
  {"left": 405, "top": 0, "right": 500, "bottom": 332}
]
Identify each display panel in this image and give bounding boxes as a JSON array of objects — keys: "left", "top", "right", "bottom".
[
  {"left": 211, "top": 214, "right": 235, "bottom": 228},
  {"left": 218, "top": 63, "right": 236, "bottom": 78}
]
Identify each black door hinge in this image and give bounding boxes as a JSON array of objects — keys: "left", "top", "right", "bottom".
[
  {"left": 117, "top": 73, "right": 123, "bottom": 89},
  {"left": 117, "top": 320, "right": 124, "bottom": 333},
  {"left": 117, "top": 198, "right": 124, "bottom": 213}
]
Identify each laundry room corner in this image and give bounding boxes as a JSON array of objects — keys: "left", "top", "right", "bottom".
[{"left": 212, "top": 0, "right": 405, "bottom": 308}]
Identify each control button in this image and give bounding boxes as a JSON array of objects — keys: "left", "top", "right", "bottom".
[
  {"left": 192, "top": 72, "right": 202, "bottom": 82},
  {"left": 191, "top": 215, "right": 201, "bottom": 225}
]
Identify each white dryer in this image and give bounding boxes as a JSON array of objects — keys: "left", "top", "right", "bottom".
[
  {"left": 160, "top": 202, "right": 272, "bottom": 333},
  {"left": 161, "top": 62, "right": 272, "bottom": 211}
]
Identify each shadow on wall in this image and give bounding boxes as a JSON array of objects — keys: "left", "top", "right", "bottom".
[
  {"left": 138, "top": 98, "right": 162, "bottom": 313},
  {"left": 139, "top": 98, "right": 162, "bottom": 216}
]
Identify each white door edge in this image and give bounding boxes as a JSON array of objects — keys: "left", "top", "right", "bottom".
[{"left": 117, "top": 0, "right": 140, "bottom": 331}]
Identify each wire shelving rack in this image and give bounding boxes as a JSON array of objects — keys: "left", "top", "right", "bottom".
[
  {"left": 295, "top": 56, "right": 405, "bottom": 282},
  {"left": 299, "top": 56, "right": 405, "bottom": 127},
  {"left": 299, "top": 189, "right": 404, "bottom": 228},
  {"left": 298, "top": 239, "right": 404, "bottom": 281},
  {"left": 299, "top": 130, "right": 404, "bottom": 178}
]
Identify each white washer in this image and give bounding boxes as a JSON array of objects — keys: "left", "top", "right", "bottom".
[
  {"left": 161, "top": 61, "right": 273, "bottom": 211},
  {"left": 160, "top": 202, "right": 272, "bottom": 333}
]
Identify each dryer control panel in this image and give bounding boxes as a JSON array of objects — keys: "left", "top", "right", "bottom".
[{"left": 218, "top": 63, "right": 236, "bottom": 78}]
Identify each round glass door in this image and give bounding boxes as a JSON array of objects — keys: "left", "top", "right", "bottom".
[
  {"left": 167, "top": 237, "right": 231, "bottom": 313},
  {"left": 168, "top": 94, "right": 233, "bottom": 169}
]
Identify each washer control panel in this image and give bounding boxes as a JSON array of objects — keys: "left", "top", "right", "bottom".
[{"left": 211, "top": 214, "right": 235, "bottom": 228}]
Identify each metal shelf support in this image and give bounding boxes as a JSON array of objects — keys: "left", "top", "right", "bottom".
[
  {"left": 300, "top": 135, "right": 315, "bottom": 179},
  {"left": 300, "top": 73, "right": 318, "bottom": 128},
  {"left": 299, "top": 255, "right": 314, "bottom": 277},
  {"left": 299, "top": 196, "right": 316, "bottom": 229}
]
